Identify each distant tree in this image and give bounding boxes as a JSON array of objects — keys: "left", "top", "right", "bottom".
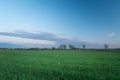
[
  {"left": 104, "top": 44, "right": 109, "bottom": 49},
  {"left": 63, "top": 44, "right": 66, "bottom": 49},
  {"left": 59, "top": 44, "right": 66, "bottom": 49},
  {"left": 69, "top": 45, "right": 72, "bottom": 49},
  {"left": 29, "top": 48, "right": 39, "bottom": 50},
  {"left": 69, "top": 45, "right": 76, "bottom": 50},
  {"left": 83, "top": 44, "right": 85, "bottom": 49},
  {"left": 52, "top": 47, "right": 55, "bottom": 50},
  {"left": 43, "top": 48, "right": 48, "bottom": 50}
]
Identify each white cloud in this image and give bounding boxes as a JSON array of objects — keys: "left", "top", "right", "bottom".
[
  {"left": 0, "top": 30, "right": 119, "bottom": 48},
  {"left": 107, "top": 32, "right": 116, "bottom": 37},
  {"left": 0, "top": 35, "right": 56, "bottom": 46}
]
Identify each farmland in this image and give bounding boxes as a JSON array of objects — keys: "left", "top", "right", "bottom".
[{"left": 0, "top": 50, "right": 120, "bottom": 80}]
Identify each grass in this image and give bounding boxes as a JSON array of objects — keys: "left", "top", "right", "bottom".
[{"left": 0, "top": 50, "right": 120, "bottom": 80}]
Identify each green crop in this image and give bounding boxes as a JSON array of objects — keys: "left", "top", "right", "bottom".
[{"left": 0, "top": 50, "right": 120, "bottom": 80}]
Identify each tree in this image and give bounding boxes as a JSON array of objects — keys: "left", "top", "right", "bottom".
[
  {"left": 63, "top": 44, "right": 66, "bottom": 49},
  {"left": 52, "top": 47, "right": 55, "bottom": 50},
  {"left": 69, "top": 45, "right": 76, "bottom": 50},
  {"left": 59, "top": 44, "right": 66, "bottom": 49},
  {"left": 104, "top": 44, "right": 109, "bottom": 49},
  {"left": 83, "top": 44, "right": 85, "bottom": 49}
]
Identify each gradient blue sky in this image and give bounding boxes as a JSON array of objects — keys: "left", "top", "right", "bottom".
[{"left": 0, "top": 0, "right": 120, "bottom": 48}]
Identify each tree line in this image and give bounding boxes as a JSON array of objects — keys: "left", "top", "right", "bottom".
[
  {"left": 0, "top": 44, "right": 119, "bottom": 50},
  {"left": 57, "top": 44, "right": 109, "bottom": 50}
]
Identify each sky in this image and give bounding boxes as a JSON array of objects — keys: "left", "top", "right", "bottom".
[{"left": 0, "top": 0, "right": 120, "bottom": 48}]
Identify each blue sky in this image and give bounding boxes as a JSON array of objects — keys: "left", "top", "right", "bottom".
[{"left": 0, "top": 0, "right": 120, "bottom": 48}]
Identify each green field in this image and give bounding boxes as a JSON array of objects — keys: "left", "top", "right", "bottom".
[{"left": 0, "top": 50, "right": 120, "bottom": 80}]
